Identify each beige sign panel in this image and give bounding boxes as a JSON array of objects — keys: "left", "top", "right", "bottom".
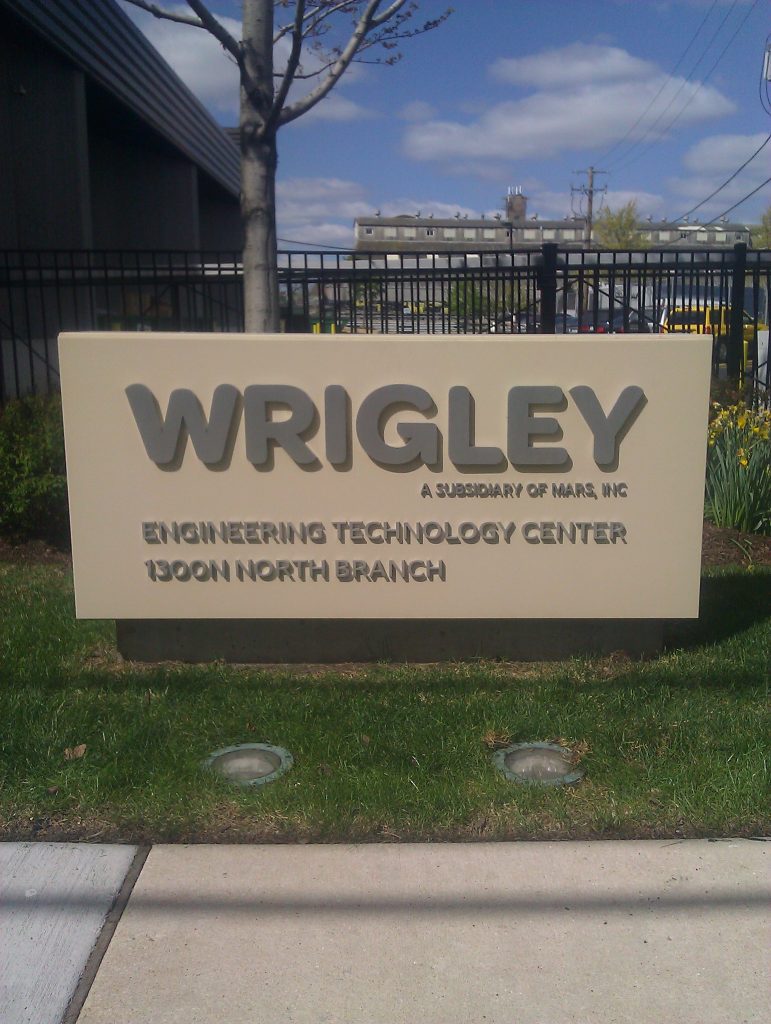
[{"left": 59, "top": 333, "right": 711, "bottom": 619}]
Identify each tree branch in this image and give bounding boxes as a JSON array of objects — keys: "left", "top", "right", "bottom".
[
  {"left": 276, "top": 2, "right": 450, "bottom": 85},
  {"left": 279, "top": 0, "right": 398, "bottom": 124},
  {"left": 126, "top": 0, "right": 450, "bottom": 142},
  {"left": 267, "top": 0, "right": 306, "bottom": 131},
  {"left": 274, "top": 1, "right": 353, "bottom": 45},
  {"left": 369, "top": 0, "right": 407, "bottom": 27},
  {"left": 185, "top": 0, "right": 243, "bottom": 64},
  {"left": 124, "top": 0, "right": 244, "bottom": 69},
  {"left": 122, "top": 0, "right": 205, "bottom": 29}
]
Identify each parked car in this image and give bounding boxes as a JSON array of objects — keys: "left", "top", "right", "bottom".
[
  {"left": 606, "top": 309, "right": 654, "bottom": 333},
  {"left": 514, "top": 314, "right": 541, "bottom": 333},
  {"left": 488, "top": 314, "right": 540, "bottom": 333},
  {"left": 575, "top": 310, "right": 654, "bottom": 334},
  {"left": 554, "top": 313, "right": 579, "bottom": 334},
  {"left": 488, "top": 314, "right": 514, "bottom": 333},
  {"left": 660, "top": 305, "right": 764, "bottom": 344},
  {"left": 660, "top": 305, "right": 767, "bottom": 362}
]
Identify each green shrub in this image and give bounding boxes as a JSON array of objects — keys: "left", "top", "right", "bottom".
[
  {"left": 705, "top": 402, "right": 771, "bottom": 535},
  {"left": 0, "top": 394, "right": 69, "bottom": 546}
]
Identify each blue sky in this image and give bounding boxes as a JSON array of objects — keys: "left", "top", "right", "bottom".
[{"left": 122, "top": 0, "right": 771, "bottom": 247}]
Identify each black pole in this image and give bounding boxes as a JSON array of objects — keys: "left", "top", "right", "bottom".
[
  {"left": 727, "top": 242, "right": 747, "bottom": 381},
  {"left": 539, "top": 243, "right": 557, "bottom": 333}
]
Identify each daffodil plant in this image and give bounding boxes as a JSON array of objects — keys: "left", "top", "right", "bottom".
[{"left": 705, "top": 402, "right": 771, "bottom": 535}]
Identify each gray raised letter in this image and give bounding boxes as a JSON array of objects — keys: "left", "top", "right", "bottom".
[
  {"left": 448, "top": 386, "right": 504, "bottom": 467},
  {"left": 507, "top": 386, "right": 569, "bottom": 466},
  {"left": 126, "top": 384, "right": 239, "bottom": 466},
  {"left": 569, "top": 386, "right": 646, "bottom": 467},
  {"left": 243, "top": 385, "right": 318, "bottom": 466},
  {"left": 356, "top": 385, "right": 439, "bottom": 467},
  {"left": 324, "top": 385, "right": 349, "bottom": 467}
]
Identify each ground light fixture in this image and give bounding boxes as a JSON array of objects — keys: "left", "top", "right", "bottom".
[
  {"left": 204, "top": 743, "right": 293, "bottom": 787},
  {"left": 493, "top": 742, "right": 584, "bottom": 786}
]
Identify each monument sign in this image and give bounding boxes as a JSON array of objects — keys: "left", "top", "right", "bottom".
[{"left": 59, "top": 333, "right": 711, "bottom": 620}]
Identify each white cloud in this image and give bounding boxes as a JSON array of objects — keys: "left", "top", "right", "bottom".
[
  {"left": 277, "top": 178, "right": 373, "bottom": 228},
  {"left": 121, "top": 2, "right": 372, "bottom": 124},
  {"left": 277, "top": 177, "right": 376, "bottom": 246},
  {"left": 457, "top": 100, "right": 490, "bottom": 116},
  {"left": 277, "top": 179, "right": 479, "bottom": 221},
  {"left": 397, "top": 100, "right": 437, "bottom": 121},
  {"left": 381, "top": 199, "right": 479, "bottom": 219},
  {"left": 518, "top": 187, "right": 665, "bottom": 221},
  {"left": 404, "top": 44, "right": 735, "bottom": 167},
  {"left": 275, "top": 180, "right": 496, "bottom": 248},
  {"left": 680, "top": 132, "right": 769, "bottom": 175},
  {"left": 278, "top": 221, "right": 356, "bottom": 247},
  {"left": 275, "top": 173, "right": 672, "bottom": 249},
  {"left": 514, "top": 189, "right": 577, "bottom": 221},
  {"left": 600, "top": 191, "right": 666, "bottom": 218},
  {"left": 122, "top": 4, "right": 241, "bottom": 119},
  {"left": 278, "top": 177, "right": 365, "bottom": 203},
  {"left": 667, "top": 133, "right": 771, "bottom": 220},
  {"left": 433, "top": 159, "right": 512, "bottom": 182},
  {"left": 301, "top": 95, "right": 374, "bottom": 122},
  {"left": 490, "top": 44, "right": 653, "bottom": 89}
]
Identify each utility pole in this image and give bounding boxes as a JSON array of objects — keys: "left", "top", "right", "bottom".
[{"left": 572, "top": 166, "right": 607, "bottom": 246}]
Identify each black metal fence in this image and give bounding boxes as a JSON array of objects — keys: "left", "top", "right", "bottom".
[{"left": 1, "top": 244, "right": 769, "bottom": 404}]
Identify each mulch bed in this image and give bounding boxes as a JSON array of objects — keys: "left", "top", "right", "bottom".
[
  {"left": 1, "top": 523, "right": 770, "bottom": 569},
  {"left": 700, "top": 522, "right": 771, "bottom": 568},
  {"left": 0, "top": 538, "right": 71, "bottom": 567}
]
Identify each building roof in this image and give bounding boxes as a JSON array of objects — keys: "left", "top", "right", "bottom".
[
  {"left": 356, "top": 216, "right": 506, "bottom": 229},
  {"left": 637, "top": 221, "right": 751, "bottom": 231},
  {"left": 1, "top": 0, "right": 240, "bottom": 197},
  {"left": 510, "top": 219, "right": 586, "bottom": 229},
  {"left": 507, "top": 219, "right": 751, "bottom": 231},
  {"left": 357, "top": 215, "right": 751, "bottom": 231}
]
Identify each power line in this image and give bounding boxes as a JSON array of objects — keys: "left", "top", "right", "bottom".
[
  {"left": 711, "top": 175, "right": 771, "bottom": 221},
  {"left": 672, "top": 132, "right": 771, "bottom": 224},
  {"left": 615, "top": 0, "right": 761, "bottom": 174},
  {"left": 596, "top": 0, "right": 718, "bottom": 165},
  {"left": 609, "top": 0, "right": 758, "bottom": 173},
  {"left": 607, "top": 0, "right": 740, "bottom": 169},
  {"left": 612, "top": 0, "right": 761, "bottom": 174},
  {"left": 659, "top": 174, "right": 771, "bottom": 246},
  {"left": 278, "top": 236, "right": 352, "bottom": 251}
]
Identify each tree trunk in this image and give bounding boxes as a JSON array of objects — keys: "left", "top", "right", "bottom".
[
  {"left": 241, "top": 131, "right": 279, "bottom": 333},
  {"left": 240, "top": 0, "right": 279, "bottom": 333}
]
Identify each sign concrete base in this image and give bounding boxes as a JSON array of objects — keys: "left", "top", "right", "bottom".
[{"left": 115, "top": 618, "right": 663, "bottom": 663}]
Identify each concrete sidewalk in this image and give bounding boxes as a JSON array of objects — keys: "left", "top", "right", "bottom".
[
  {"left": 1, "top": 840, "right": 768, "bottom": 1024},
  {"left": 0, "top": 843, "right": 138, "bottom": 1024}
]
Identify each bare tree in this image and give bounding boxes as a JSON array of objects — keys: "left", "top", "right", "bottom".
[{"left": 124, "top": 0, "right": 450, "bottom": 330}]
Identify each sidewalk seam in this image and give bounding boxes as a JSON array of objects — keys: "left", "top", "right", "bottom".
[{"left": 61, "top": 844, "right": 151, "bottom": 1024}]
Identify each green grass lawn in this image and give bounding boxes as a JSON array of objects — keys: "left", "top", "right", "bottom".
[{"left": 0, "top": 562, "right": 768, "bottom": 842}]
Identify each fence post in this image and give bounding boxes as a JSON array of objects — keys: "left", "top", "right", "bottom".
[
  {"left": 539, "top": 243, "right": 557, "bottom": 333},
  {"left": 727, "top": 242, "right": 747, "bottom": 381}
]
